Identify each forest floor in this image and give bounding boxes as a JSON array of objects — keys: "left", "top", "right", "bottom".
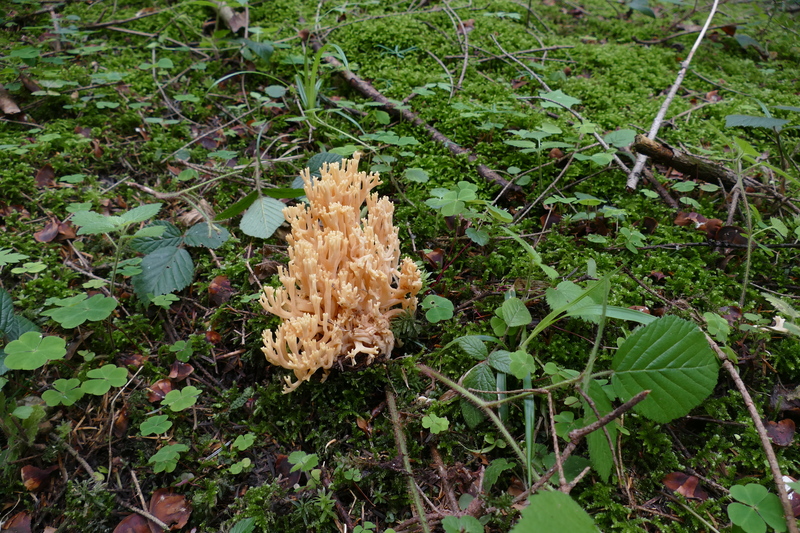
[{"left": 1, "top": 0, "right": 800, "bottom": 531}]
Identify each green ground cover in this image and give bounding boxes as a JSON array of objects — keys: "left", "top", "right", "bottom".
[{"left": 1, "top": 0, "right": 799, "bottom": 531}]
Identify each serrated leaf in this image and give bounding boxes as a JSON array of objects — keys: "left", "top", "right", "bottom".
[
  {"left": 119, "top": 203, "right": 162, "bottom": 225},
  {"left": 501, "top": 298, "right": 531, "bottom": 327},
  {"left": 0, "top": 248, "right": 29, "bottom": 268},
  {"left": 456, "top": 336, "right": 489, "bottom": 360},
  {"left": 511, "top": 491, "right": 600, "bottom": 533},
  {"left": 239, "top": 196, "right": 286, "bottom": 239},
  {"left": 483, "top": 458, "right": 514, "bottom": 491},
  {"left": 215, "top": 191, "right": 259, "bottom": 221},
  {"left": 71, "top": 211, "right": 124, "bottom": 235},
  {"left": 184, "top": 222, "right": 230, "bottom": 249},
  {"left": 460, "top": 363, "right": 494, "bottom": 428},
  {"left": 725, "top": 114, "right": 789, "bottom": 131},
  {"left": 4, "top": 332, "right": 67, "bottom": 370},
  {"left": 488, "top": 350, "right": 512, "bottom": 373},
  {"left": 611, "top": 316, "right": 718, "bottom": 423},
  {"left": 132, "top": 246, "right": 194, "bottom": 299},
  {"left": 130, "top": 221, "right": 183, "bottom": 253}
]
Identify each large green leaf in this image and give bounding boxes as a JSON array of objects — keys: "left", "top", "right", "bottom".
[
  {"left": 0, "top": 288, "right": 39, "bottom": 342},
  {"left": 131, "top": 246, "right": 194, "bottom": 299},
  {"left": 611, "top": 316, "right": 718, "bottom": 423},
  {"left": 184, "top": 222, "right": 230, "bottom": 249},
  {"left": 239, "top": 196, "right": 286, "bottom": 239},
  {"left": 130, "top": 221, "right": 182, "bottom": 253},
  {"left": 725, "top": 114, "right": 790, "bottom": 131},
  {"left": 583, "top": 380, "right": 616, "bottom": 482},
  {"left": 511, "top": 490, "right": 599, "bottom": 533},
  {"left": 307, "top": 152, "right": 343, "bottom": 178},
  {"left": 460, "top": 363, "right": 494, "bottom": 428}
]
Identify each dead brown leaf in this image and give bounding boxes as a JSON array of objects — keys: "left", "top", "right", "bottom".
[
  {"left": 148, "top": 488, "right": 192, "bottom": 531},
  {"left": 112, "top": 513, "right": 150, "bottom": 533},
  {"left": 662, "top": 472, "right": 709, "bottom": 500},
  {"left": 0, "top": 84, "right": 21, "bottom": 115},
  {"left": 35, "top": 164, "right": 56, "bottom": 188},
  {"left": 148, "top": 379, "right": 173, "bottom": 402},
  {"left": 168, "top": 361, "right": 194, "bottom": 381},
  {"left": 21, "top": 465, "right": 58, "bottom": 492},
  {"left": 209, "top": 275, "right": 234, "bottom": 305},
  {"left": 765, "top": 418, "right": 795, "bottom": 447},
  {"left": 1, "top": 511, "right": 32, "bottom": 533}
]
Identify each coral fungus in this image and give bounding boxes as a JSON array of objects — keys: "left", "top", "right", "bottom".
[{"left": 260, "top": 155, "right": 422, "bottom": 392}]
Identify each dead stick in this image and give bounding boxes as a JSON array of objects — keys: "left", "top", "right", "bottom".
[
  {"left": 309, "top": 39, "right": 521, "bottom": 193},
  {"left": 707, "top": 338, "right": 799, "bottom": 533},
  {"left": 627, "top": 0, "right": 721, "bottom": 190}
]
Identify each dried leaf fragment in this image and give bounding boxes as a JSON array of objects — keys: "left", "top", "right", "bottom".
[{"left": 662, "top": 472, "right": 709, "bottom": 500}]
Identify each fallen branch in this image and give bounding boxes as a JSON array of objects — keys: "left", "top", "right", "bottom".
[
  {"left": 309, "top": 38, "right": 521, "bottom": 193},
  {"left": 627, "top": 0, "right": 721, "bottom": 190}
]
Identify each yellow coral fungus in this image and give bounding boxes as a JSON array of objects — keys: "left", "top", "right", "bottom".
[{"left": 260, "top": 155, "right": 423, "bottom": 392}]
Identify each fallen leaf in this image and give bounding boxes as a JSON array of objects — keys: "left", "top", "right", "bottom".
[
  {"left": 35, "top": 164, "right": 56, "bottom": 188},
  {"left": 118, "top": 353, "right": 147, "bottom": 368},
  {"left": 19, "top": 76, "right": 41, "bottom": 93},
  {"left": 34, "top": 219, "right": 61, "bottom": 243},
  {"left": 422, "top": 248, "right": 445, "bottom": 270},
  {"left": 149, "top": 488, "right": 192, "bottom": 531},
  {"left": 541, "top": 211, "right": 562, "bottom": 230},
  {"left": 148, "top": 379, "right": 173, "bottom": 403},
  {"left": 662, "top": 472, "right": 709, "bottom": 500},
  {"left": 21, "top": 465, "right": 58, "bottom": 492},
  {"left": 2, "top": 511, "right": 32, "bottom": 533},
  {"left": 457, "top": 19, "right": 475, "bottom": 35},
  {"left": 783, "top": 476, "right": 800, "bottom": 517},
  {"left": 209, "top": 275, "right": 234, "bottom": 305},
  {"left": 721, "top": 24, "right": 737, "bottom": 36},
  {"left": 637, "top": 216, "right": 659, "bottom": 234},
  {"left": 719, "top": 306, "right": 742, "bottom": 326},
  {"left": 356, "top": 416, "right": 372, "bottom": 437},
  {"left": 112, "top": 513, "right": 150, "bottom": 533},
  {"left": 764, "top": 418, "right": 795, "bottom": 446},
  {"left": 0, "top": 84, "right": 21, "bottom": 115},
  {"left": 275, "top": 454, "right": 302, "bottom": 488},
  {"left": 628, "top": 305, "right": 651, "bottom": 314},
  {"left": 205, "top": 330, "right": 222, "bottom": 344},
  {"left": 168, "top": 361, "right": 194, "bottom": 381},
  {"left": 114, "top": 404, "right": 129, "bottom": 438},
  {"left": 716, "top": 226, "right": 748, "bottom": 246}
]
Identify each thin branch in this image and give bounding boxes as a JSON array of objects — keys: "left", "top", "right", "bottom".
[{"left": 627, "top": 0, "right": 721, "bottom": 189}]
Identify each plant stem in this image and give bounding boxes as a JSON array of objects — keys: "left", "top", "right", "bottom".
[{"left": 385, "top": 388, "right": 431, "bottom": 533}]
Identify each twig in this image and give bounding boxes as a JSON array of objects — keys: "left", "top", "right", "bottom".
[
  {"left": 627, "top": 0, "right": 721, "bottom": 190},
  {"left": 431, "top": 447, "right": 460, "bottom": 512},
  {"left": 309, "top": 38, "right": 521, "bottom": 193},
  {"left": 706, "top": 337, "right": 799, "bottom": 533},
  {"left": 386, "top": 388, "right": 431, "bottom": 533},
  {"left": 80, "top": 8, "right": 167, "bottom": 29}
]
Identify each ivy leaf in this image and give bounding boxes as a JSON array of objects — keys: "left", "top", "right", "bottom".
[
  {"left": 4, "top": 332, "right": 67, "bottom": 370},
  {"left": 81, "top": 365, "right": 128, "bottom": 395},
  {"left": 42, "top": 378, "right": 85, "bottom": 406},
  {"left": 140, "top": 415, "right": 172, "bottom": 436},
  {"left": 40, "top": 293, "right": 117, "bottom": 328},
  {"left": 163, "top": 386, "right": 201, "bottom": 412},
  {"left": 132, "top": 246, "right": 194, "bottom": 299},
  {"left": 611, "top": 316, "right": 718, "bottom": 423}
]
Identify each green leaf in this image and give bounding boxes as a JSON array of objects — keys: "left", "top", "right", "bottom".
[
  {"left": 538, "top": 89, "right": 581, "bottom": 110},
  {"left": 130, "top": 221, "right": 182, "bottom": 253},
  {"left": 421, "top": 295, "right": 454, "bottom": 323},
  {"left": 509, "top": 350, "right": 537, "bottom": 379},
  {"left": 421, "top": 414, "right": 449, "bottom": 434},
  {"left": 627, "top": 0, "right": 656, "bottom": 17},
  {"left": 4, "top": 332, "right": 67, "bottom": 370},
  {"left": 288, "top": 451, "right": 319, "bottom": 472},
  {"left": 0, "top": 289, "right": 39, "bottom": 342},
  {"left": 603, "top": 129, "right": 636, "bottom": 148},
  {"left": 239, "top": 196, "right": 286, "bottom": 239},
  {"left": 566, "top": 304, "right": 657, "bottom": 325},
  {"left": 501, "top": 298, "right": 532, "bottom": 327},
  {"left": 81, "top": 365, "right": 128, "bottom": 395},
  {"left": 140, "top": 414, "right": 172, "bottom": 436},
  {"left": 404, "top": 167, "right": 429, "bottom": 183},
  {"left": 441, "top": 516, "right": 483, "bottom": 533},
  {"left": 40, "top": 293, "right": 117, "bottom": 328},
  {"left": 215, "top": 191, "right": 259, "bottom": 221},
  {"left": 233, "top": 433, "right": 256, "bottom": 451},
  {"left": 149, "top": 443, "right": 189, "bottom": 473},
  {"left": 488, "top": 350, "right": 512, "bottom": 373},
  {"left": 511, "top": 491, "right": 600, "bottom": 532},
  {"left": 42, "top": 378, "right": 85, "bottom": 406},
  {"left": 460, "top": 363, "right": 495, "bottom": 428},
  {"left": 0, "top": 248, "right": 29, "bottom": 268},
  {"left": 183, "top": 222, "right": 230, "bottom": 249},
  {"left": 163, "top": 386, "right": 201, "bottom": 411},
  {"left": 728, "top": 503, "right": 767, "bottom": 533},
  {"left": 307, "top": 152, "right": 343, "bottom": 178},
  {"left": 465, "top": 228, "right": 489, "bottom": 246},
  {"left": 729, "top": 484, "right": 787, "bottom": 532},
  {"left": 483, "top": 458, "right": 514, "bottom": 491},
  {"left": 230, "top": 518, "right": 257, "bottom": 533},
  {"left": 583, "top": 380, "right": 616, "bottom": 482},
  {"left": 456, "top": 336, "right": 489, "bottom": 360},
  {"left": 71, "top": 210, "right": 124, "bottom": 235},
  {"left": 119, "top": 203, "right": 162, "bottom": 225},
  {"left": 725, "top": 114, "right": 789, "bottom": 131},
  {"left": 132, "top": 246, "right": 194, "bottom": 299},
  {"left": 611, "top": 316, "right": 719, "bottom": 423}
]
